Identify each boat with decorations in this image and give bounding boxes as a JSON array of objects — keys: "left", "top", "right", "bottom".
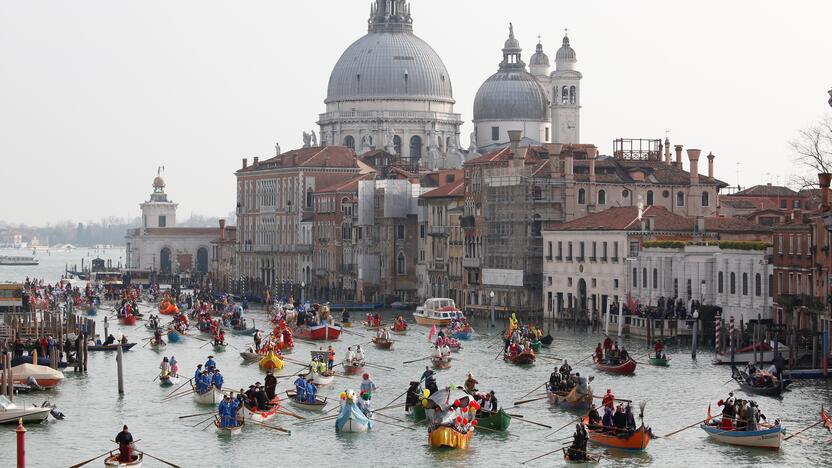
[
  {"left": 426, "top": 386, "right": 479, "bottom": 449},
  {"left": 593, "top": 356, "right": 637, "bottom": 375},
  {"left": 547, "top": 385, "right": 594, "bottom": 411},
  {"left": 504, "top": 350, "right": 536, "bottom": 366},
  {"left": 243, "top": 395, "right": 281, "bottom": 423},
  {"left": 258, "top": 351, "right": 284, "bottom": 371},
  {"left": 413, "top": 298, "right": 465, "bottom": 326},
  {"left": 335, "top": 389, "right": 374, "bottom": 433},
  {"left": 391, "top": 317, "right": 408, "bottom": 335},
  {"left": 293, "top": 323, "right": 342, "bottom": 341},
  {"left": 158, "top": 300, "right": 179, "bottom": 316}
]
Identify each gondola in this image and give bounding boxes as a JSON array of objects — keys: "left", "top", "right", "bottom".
[
  {"left": 731, "top": 366, "right": 792, "bottom": 397},
  {"left": 562, "top": 447, "right": 601, "bottom": 465},
  {"left": 372, "top": 337, "right": 394, "bottom": 350},
  {"left": 285, "top": 390, "right": 328, "bottom": 411},
  {"left": 539, "top": 333, "right": 554, "bottom": 347},
  {"left": 593, "top": 356, "right": 636, "bottom": 375},
  {"left": 475, "top": 408, "right": 511, "bottom": 431},
  {"left": 431, "top": 356, "right": 452, "bottom": 370},
  {"left": 647, "top": 356, "right": 671, "bottom": 367},
  {"left": 547, "top": 386, "right": 593, "bottom": 411},
  {"left": 88, "top": 343, "right": 136, "bottom": 352}
]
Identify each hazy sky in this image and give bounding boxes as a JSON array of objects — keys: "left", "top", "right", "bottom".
[{"left": 2, "top": 1, "right": 830, "bottom": 226}]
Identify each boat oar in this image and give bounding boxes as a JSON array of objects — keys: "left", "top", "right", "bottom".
[
  {"left": 369, "top": 417, "right": 415, "bottom": 431},
  {"left": 247, "top": 418, "right": 291, "bottom": 435},
  {"left": 178, "top": 411, "right": 216, "bottom": 419},
  {"left": 784, "top": 419, "right": 824, "bottom": 441},
  {"left": 373, "top": 411, "right": 409, "bottom": 424},
  {"left": 518, "top": 382, "right": 546, "bottom": 400},
  {"left": 139, "top": 451, "right": 181, "bottom": 468},
  {"left": 402, "top": 356, "right": 430, "bottom": 364},
  {"left": 380, "top": 389, "right": 409, "bottom": 410},
  {"left": 164, "top": 389, "right": 195, "bottom": 401},
  {"left": 544, "top": 414, "right": 587, "bottom": 439},
  {"left": 276, "top": 409, "right": 305, "bottom": 420},
  {"left": 507, "top": 416, "right": 552, "bottom": 429},
  {"left": 573, "top": 354, "right": 594, "bottom": 366},
  {"left": 513, "top": 395, "right": 548, "bottom": 406},
  {"left": 591, "top": 395, "right": 632, "bottom": 403},
  {"left": 200, "top": 341, "right": 211, "bottom": 349},
  {"left": 473, "top": 425, "right": 519, "bottom": 437},
  {"left": 191, "top": 415, "right": 217, "bottom": 428},
  {"left": 520, "top": 446, "right": 562, "bottom": 464},
  {"left": 69, "top": 451, "right": 112, "bottom": 468},
  {"left": 662, "top": 414, "right": 719, "bottom": 438}
]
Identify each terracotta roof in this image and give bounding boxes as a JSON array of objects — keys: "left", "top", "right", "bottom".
[
  {"left": 704, "top": 217, "right": 771, "bottom": 233},
  {"left": 550, "top": 206, "right": 769, "bottom": 233},
  {"left": 464, "top": 146, "right": 545, "bottom": 166},
  {"left": 237, "top": 146, "right": 359, "bottom": 173},
  {"left": 734, "top": 184, "right": 798, "bottom": 197},
  {"left": 573, "top": 159, "right": 726, "bottom": 186},
  {"left": 316, "top": 173, "right": 373, "bottom": 194},
  {"left": 721, "top": 196, "right": 779, "bottom": 211},
  {"left": 420, "top": 180, "right": 464, "bottom": 199},
  {"left": 721, "top": 199, "right": 759, "bottom": 209}
]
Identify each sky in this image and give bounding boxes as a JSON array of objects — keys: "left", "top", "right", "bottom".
[{"left": 1, "top": 0, "right": 831, "bottom": 226}]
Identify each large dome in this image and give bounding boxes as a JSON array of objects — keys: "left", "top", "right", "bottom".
[
  {"left": 473, "top": 71, "right": 549, "bottom": 121},
  {"left": 326, "top": 32, "right": 454, "bottom": 104}
]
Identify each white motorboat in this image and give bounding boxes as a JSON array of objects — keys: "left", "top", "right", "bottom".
[
  {"left": 0, "top": 396, "right": 51, "bottom": 424},
  {"left": 413, "top": 298, "right": 464, "bottom": 326}
]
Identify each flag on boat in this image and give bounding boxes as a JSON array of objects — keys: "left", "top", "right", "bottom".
[{"left": 428, "top": 324, "right": 437, "bottom": 342}]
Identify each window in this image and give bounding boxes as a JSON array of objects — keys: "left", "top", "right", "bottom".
[
  {"left": 653, "top": 268, "right": 658, "bottom": 288},
  {"left": 546, "top": 241, "right": 553, "bottom": 260},
  {"left": 613, "top": 279, "right": 619, "bottom": 289},
  {"left": 598, "top": 190, "right": 606, "bottom": 205},
  {"left": 557, "top": 241, "right": 563, "bottom": 259},
  {"left": 778, "top": 272, "right": 784, "bottom": 294},
  {"left": 793, "top": 199, "right": 800, "bottom": 209},
  {"left": 718, "top": 272, "right": 724, "bottom": 293},
  {"left": 410, "top": 136, "right": 422, "bottom": 161},
  {"left": 532, "top": 214, "right": 542, "bottom": 237},
  {"left": 419, "top": 225, "right": 425, "bottom": 238},
  {"left": 702, "top": 191, "right": 710, "bottom": 207},
  {"left": 306, "top": 189, "right": 313, "bottom": 208},
  {"left": 344, "top": 135, "right": 355, "bottom": 150},
  {"left": 561, "top": 86, "right": 569, "bottom": 104},
  {"left": 780, "top": 199, "right": 787, "bottom": 209},
  {"left": 158, "top": 215, "right": 166, "bottom": 228},
  {"left": 567, "top": 277, "right": 573, "bottom": 287},
  {"left": 578, "top": 242, "right": 585, "bottom": 261},
  {"left": 396, "top": 224, "right": 405, "bottom": 239},
  {"left": 755, "top": 273, "right": 762, "bottom": 296},
  {"left": 569, "top": 86, "right": 577, "bottom": 104},
  {"left": 629, "top": 241, "right": 640, "bottom": 257},
  {"left": 591, "top": 278, "right": 597, "bottom": 287},
  {"left": 591, "top": 242, "right": 597, "bottom": 260},
  {"left": 730, "top": 272, "right": 736, "bottom": 294},
  {"left": 642, "top": 268, "right": 647, "bottom": 287},
  {"left": 677, "top": 191, "right": 685, "bottom": 207},
  {"left": 397, "top": 252, "right": 405, "bottom": 274},
  {"left": 632, "top": 268, "right": 638, "bottom": 287},
  {"left": 742, "top": 273, "right": 748, "bottom": 295},
  {"left": 613, "top": 242, "right": 619, "bottom": 261},
  {"left": 491, "top": 126, "right": 499, "bottom": 141},
  {"left": 777, "top": 235, "right": 783, "bottom": 254},
  {"left": 578, "top": 189, "right": 586, "bottom": 204},
  {"left": 393, "top": 135, "right": 402, "bottom": 155},
  {"left": 646, "top": 190, "right": 654, "bottom": 206},
  {"left": 622, "top": 189, "right": 630, "bottom": 198},
  {"left": 567, "top": 242, "right": 573, "bottom": 260},
  {"left": 545, "top": 127, "right": 550, "bottom": 142},
  {"left": 602, "top": 242, "right": 608, "bottom": 260}
]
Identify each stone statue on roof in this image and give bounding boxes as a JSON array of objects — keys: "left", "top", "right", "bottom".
[
  {"left": 384, "top": 126, "right": 396, "bottom": 155},
  {"left": 302, "top": 131, "right": 312, "bottom": 148},
  {"left": 467, "top": 131, "right": 481, "bottom": 160},
  {"left": 310, "top": 130, "right": 318, "bottom": 147},
  {"left": 275, "top": 141, "right": 281, "bottom": 156},
  {"left": 361, "top": 134, "right": 374, "bottom": 153}
]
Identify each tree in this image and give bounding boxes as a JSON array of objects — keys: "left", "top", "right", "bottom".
[{"left": 791, "top": 116, "right": 832, "bottom": 189}]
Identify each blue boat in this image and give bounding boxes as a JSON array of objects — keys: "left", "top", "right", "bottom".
[
  {"left": 700, "top": 423, "right": 784, "bottom": 449},
  {"left": 335, "top": 390, "right": 374, "bottom": 433},
  {"left": 452, "top": 330, "right": 473, "bottom": 340},
  {"left": 84, "top": 308, "right": 97, "bottom": 316},
  {"left": 167, "top": 329, "right": 182, "bottom": 343}
]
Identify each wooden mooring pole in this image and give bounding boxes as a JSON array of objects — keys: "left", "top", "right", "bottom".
[{"left": 116, "top": 343, "right": 124, "bottom": 395}]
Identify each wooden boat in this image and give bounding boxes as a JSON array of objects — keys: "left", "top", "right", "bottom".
[
  {"left": 301, "top": 368, "right": 335, "bottom": 387},
  {"left": 714, "top": 341, "right": 801, "bottom": 365},
  {"left": 258, "top": 352, "right": 284, "bottom": 371},
  {"left": 88, "top": 342, "right": 137, "bottom": 352},
  {"left": 118, "top": 315, "right": 137, "bottom": 326},
  {"left": 158, "top": 373, "right": 178, "bottom": 387},
  {"left": 240, "top": 351, "right": 261, "bottom": 363},
  {"left": 593, "top": 357, "right": 636, "bottom": 375},
  {"left": 413, "top": 298, "right": 465, "bottom": 326},
  {"left": 104, "top": 450, "right": 143, "bottom": 467},
  {"left": 144, "top": 322, "right": 163, "bottom": 331},
  {"left": 648, "top": 356, "right": 671, "bottom": 367},
  {"left": 504, "top": 351, "right": 536, "bottom": 366},
  {"left": 391, "top": 328, "right": 407, "bottom": 336},
  {"left": 476, "top": 408, "right": 511, "bottom": 431},
  {"left": 429, "top": 426, "right": 473, "bottom": 449},
  {"left": 530, "top": 340, "right": 542, "bottom": 353},
  {"left": 735, "top": 378, "right": 792, "bottom": 397},
  {"left": 539, "top": 333, "right": 554, "bottom": 347},
  {"left": 243, "top": 396, "right": 281, "bottom": 423},
  {"left": 214, "top": 417, "right": 244, "bottom": 436},
  {"left": 285, "top": 390, "right": 328, "bottom": 411},
  {"left": 362, "top": 321, "right": 383, "bottom": 330},
  {"left": 343, "top": 361, "right": 365, "bottom": 375},
  {"left": 372, "top": 337, "right": 393, "bottom": 350},
  {"left": 562, "top": 447, "right": 601, "bottom": 465},
  {"left": 582, "top": 417, "right": 652, "bottom": 450},
  {"left": 431, "top": 356, "right": 452, "bottom": 369},
  {"left": 548, "top": 386, "right": 593, "bottom": 411},
  {"left": 148, "top": 338, "right": 166, "bottom": 351},
  {"left": 191, "top": 383, "right": 224, "bottom": 405},
  {"left": 159, "top": 301, "right": 179, "bottom": 315},
  {"left": 228, "top": 319, "right": 256, "bottom": 336},
  {"left": 212, "top": 343, "right": 228, "bottom": 353},
  {"left": 293, "top": 324, "right": 342, "bottom": 341},
  {"left": 407, "top": 403, "right": 426, "bottom": 421},
  {"left": 699, "top": 422, "right": 784, "bottom": 449}
]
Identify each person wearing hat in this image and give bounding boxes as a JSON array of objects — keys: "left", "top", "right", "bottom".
[
  {"left": 205, "top": 355, "right": 216, "bottom": 372},
  {"left": 304, "top": 379, "right": 318, "bottom": 404},
  {"left": 420, "top": 366, "right": 438, "bottom": 395},
  {"left": 218, "top": 394, "right": 232, "bottom": 428},
  {"left": 195, "top": 370, "right": 211, "bottom": 393},
  {"left": 264, "top": 370, "right": 277, "bottom": 400},
  {"left": 245, "top": 385, "right": 257, "bottom": 405},
  {"left": 115, "top": 425, "right": 134, "bottom": 462},
  {"left": 464, "top": 373, "right": 478, "bottom": 393},
  {"left": 293, "top": 376, "right": 307, "bottom": 402},
  {"left": 253, "top": 382, "right": 268, "bottom": 409},
  {"left": 211, "top": 368, "right": 224, "bottom": 390},
  {"left": 360, "top": 373, "right": 377, "bottom": 401}
]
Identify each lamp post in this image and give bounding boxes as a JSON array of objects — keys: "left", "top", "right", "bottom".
[
  {"left": 301, "top": 281, "right": 306, "bottom": 304},
  {"left": 490, "top": 290, "right": 495, "bottom": 327},
  {"left": 691, "top": 310, "right": 699, "bottom": 359}
]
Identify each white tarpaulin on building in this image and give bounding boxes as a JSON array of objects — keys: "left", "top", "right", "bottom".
[{"left": 482, "top": 268, "right": 524, "bottom": 287}]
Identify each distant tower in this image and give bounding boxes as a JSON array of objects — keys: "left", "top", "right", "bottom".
[
  {"left": 551, "top": 32, "right": 581, "bottom": 144},
  {"left": 140, "top": 168, "right": 177, "bottom": 228}
]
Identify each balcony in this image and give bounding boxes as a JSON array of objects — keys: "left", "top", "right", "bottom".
[
  {"left": 589, "top": 256, "right": 597, "bottom": 262},
  {"left": 576, "top": 256, "right": 585, "bottom": 262},
  {"left": 555, "top": 256, "right": 562, "bottom": 261},
  {"left": 565, "top": 256, "right": 573, "bottom": 262},
  {"left": 462, "top": 257, "right": 480, "bottom": 268},
  {"left": 545, "top": 255, "right": 553, "bottom": 261},
  {"left": 339, "top": 264, "right": 356, "bottom": 275},
  {"left": 430, "top": 260, "right": 448, "bottom": 271},
  {"left": 428, "top": 226, "right": 449, "bottom": 237},
  {"left": 776, "top": 294, "right": 825, "bottom": 311}
]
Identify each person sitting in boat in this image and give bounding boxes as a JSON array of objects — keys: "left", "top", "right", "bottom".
[
  {"left": 619, "top": 347, "right": 630, "bottom": 362},
  {"left": 566, "top": 423, "right": 588, "bottom": 461},
  {"left": 624, "top": 404, "right": 636, "bottom": 431},
  {"left": 244, "top": 385, "right": 256, "bottom": 405},
  {"left": 252, "top": 382, "right": 269, "bottom": 409},
  {"left": 559, "top": 360, "right": 572, "bottom": 377},
  {"left": 115, "top": 425, "right": 134, "bottom": 462},
  {"left": 601, "top": 405, "right": 614, "bottom": 432},
  {"left": 405, "top": 381, "right": 423, "bottom": 412},
  {"left": 587, "top": 405, "right": 602, "bottom": 430},
  {"left": 103, "top": 334, "right": 116, "bottom": 346},
  {"left": 601, "top": 389, "right": 615, "bottom": 409},
  {"left": 160, "top": 356, "right": 171, "bottom": 377},
  {"left": 196, "top": 370, "right": 211, "bottom": 393},
  {"left": 612, "top": 404, "right": 626, "bottom": 433},
  {"left": 360, "top": 373, "right": 377, "bottom": 401},
  {"left": 441, "top": 343, "right": 451, "bottom": 359},
  {"left": 485, "top": 390, "right": 499, "bottom": 413},
  {"left": 380, "top": 327, "right": 391, "bottom": 341},
  {"left": 355, "top": 345, "right": 366, "bottom": 363},
  {"left": 464, "top": 373, "right": 478, "bottom": 393},
  {"left": 211, "top": 369, "right": 224, "bottom": 390},
  {"left": 293, "top": 376, "right": 307, "bottom": 402},
  {"left": 602, "top": 336, "right": 613, "bottom": 357}
]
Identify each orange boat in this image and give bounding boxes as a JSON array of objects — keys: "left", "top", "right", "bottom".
[
  {"left": 582, "top": 417, "right": 652, "bottom": 451},
  {"left": 159, "top": 301, "right": 179, "bottom": 315}
]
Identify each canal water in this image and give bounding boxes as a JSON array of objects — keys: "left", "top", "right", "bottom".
[{"left": 1, "top": 253, "right": 831, "bottom": 466}]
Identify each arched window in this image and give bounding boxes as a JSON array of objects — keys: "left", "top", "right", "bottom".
[
  {"left": 702, "top": 191, "right": 710, "bottom": 207},
  {"left": 730, "top": 272, "right": 736, "bottom": 294},
  {"left": 632, "top": 268, "right": 638, "bottom": 287},
  {"left": 718, "top": 272, "right": 724, "bottom": 293},
  {"left": 653, "top": 268, "right": 658, "bottom": 288},
  {"left": 646, "top": 190, "right": 654, "bottom": 206},
  {"left": 742, "top": 273, "right": 749, "bottom": 295},
  {"left": 569, "top": 86, "right": 576, "bottom": 104},
  {"left": 561, "top": 86, "right": 569, "bottom": 104},
  {"left": 755, "top": 273, "right": 762, "bottom": 296},
  {"left": 532, "top": 186, "right": 542, "bottom": 201},
  {"left": 397, "top": 252, "right": 406, "bottom": 275},
  {"left": 642, "top": 268, "right": 648, "bottom": 287},
  {"left": 598, "top": 190, "right": 606, "bottom": 205},
  {"left": 677, "top": 191, "right": 685, "bottom": 207},
  {"left": 344, "top": 135, "right": 355, "bottom": 151},
  {"left": 577, "top": 188, "right": 586, "bottom": 204},
  {"left": 409, "top": 136, "right": 422, "bottom": 161},
  {"left": 393, "top": 135, "right": 402, "bottom": 156}
]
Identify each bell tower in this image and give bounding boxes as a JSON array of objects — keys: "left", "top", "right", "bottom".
[
  {"left": 140, "top": 167, "right": 178, "bottom": 228},
  {"left": 551, "top": 33, "right": 581, "bottom": 144}
]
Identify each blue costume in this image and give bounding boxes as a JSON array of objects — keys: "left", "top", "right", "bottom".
[
  {"left": 218, "top": 400, "right": 231, "bottom": 427},
  {"left": 212, "top": 372, "right": 224, "bottom": 390},
  {"left": 205, "top": 358, "right": 216, "bottom": 371},
  {"left": 293, "top": 377, "right": 306, "bottom": 402},
  {"left": 196, "top": 374, "right": 210, "bottom": 393},
  {"left": 305, "top": 381, "right": 317, "bottom": 404},
  {"left": 194, "top": 368, "right": 202, "bottom": 380}
]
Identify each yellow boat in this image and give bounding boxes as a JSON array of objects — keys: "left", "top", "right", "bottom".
[
  {"left": 428, "top": 426, "right": 473, "bottom": 449},
  {"left": 258, "top": 351, "right": 284, "bottom": 371}
]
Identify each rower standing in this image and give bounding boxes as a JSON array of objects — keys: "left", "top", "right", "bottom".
[{"left": 115, "top": 425, "right": 134, "bottom": 463}]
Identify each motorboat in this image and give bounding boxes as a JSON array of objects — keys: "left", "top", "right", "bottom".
[
  {"left": 413, "top": 298, "right": 464, "bottom": 326},
  {"left": 0, "top": 396, "right": 51, "bottom": 424}
]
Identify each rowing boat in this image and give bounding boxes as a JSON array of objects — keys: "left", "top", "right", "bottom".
[
  {"left": 285, "top": 390, "right": 328, "bottom": 411},
  {"left": 215, "top": 417, "right": 244, "bottom": 436},
  {"left": 258, "top": 351, "right": 284, "bottom": 371},
  {"left": 293, "top": 324, "right": 342, "bottom": 341},
  {"left": 429, "top": 425, "right": 473, "bottom": 449},
  {"left": 335, "top": 390, "right": 374, "bottom": 433},
  {"left": 731, "top": 366, "right": 792, "bottom": 397},
  {"left": 593, "top": 357, "right": 636, "bottom": 375},
  {"left": 240, "top": 351, "right": 261, "bottom": 363},
  {"left": 228, "top": 319, "right": 256, "bottom": 336},
  {"left": 699, "top": 422, "right": 784, "bottom": 449},
  {"left": 159, "top": 373, "right": 178, "bottom": 387},
  {"left": 372, "top": 337, "right": 393, "bottom": 350},
  {"left": 362, "top": 321, "right": 383, "bottom": 330},
  {"left": 88, "top": 343, "right": 136, "bottom": 352},
  {"left": 212, "top": 343, "right": 228, "bottom": 353},
  {"left": 148, "top": 338, "right": 166, "bottom": 351},
  {"left": 431, "top": 356, "right": 452, "bottom": 369},
  {"left": 243, "top": 396, "right": 281, "bottom": 423},
  {"left": 191, "top": 383, "right": 224, "bottom": 405},
  {"left": 503, "top": 351, "right": 536, "bottom": 366},
  {"left": 562, "top": 447, "right": 601, "bottom": 465},
  {"left": 539, "top": 333, "right": 554, "bottom": 347},
  {"left": 548, "top": 386, "right": 593, "bottom": 411},
  {"left": 476, "top": 408, "right": 511, "bottom": 431},
  {"left": 166, "top": 329, "right": 182, "bottom": 343},
  {"left": 118, "top": 315, "right": 138, "bottom": 326},
  {"left": 647, "top": 356, "right": 671, "bottom": 366},
  {"left": 301, "top": 368, "right": 335, "bottom": 387},
  {"left": 104, "top": 450, "right": 143, "bottom": 467},
  {"left": 343, "top": 361, "right": 365, "bottom": 375},
  {"left": 581, "top": 417, "right": 652, "bottom": 450}
]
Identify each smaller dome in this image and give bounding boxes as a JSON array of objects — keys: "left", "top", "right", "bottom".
[
  {"left": 530, "top": 42, "right": 550, "bottom": 66},
  {"left": 503, "top": 23, "right": 520, "bottom": 51},
  {"left": 473, "top": 71, "right": 550, "bottom": 121},
  {"left": 556, "top": 35, "right": 576, "bottom": 62},
  {"left": 153, "top": 176, "right": 165, "bottom": 189}
]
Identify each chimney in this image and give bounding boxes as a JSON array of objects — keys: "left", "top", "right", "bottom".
[
  {"left": 219, "top": 219, "right": 226, "bottom": 241},
  {"left": 253, "top": 156, "right": 259, "bottom": 167},
  {"left": 664, "top": 137, "right": 671, "bottom": 165},
  {"left": 707, "top": 152, "right": 715, "bottom": 179},
  {"left": 587, "top": 146, "right": 598, "bottom": 183},
  {"left": 674, "top": 145, "right": 683, "bottom": 168},
  {"left": 819, "top": 173, "right": 831, "bottom": 212},
  {"left": 242, "top": 158, "right": 248, "bottom": 169},
  {"left": 508, "top": 130, "right": 522, "bottom": 158},
  {"left": 687, "top": 149, "right": 701, "bottom": 185}
]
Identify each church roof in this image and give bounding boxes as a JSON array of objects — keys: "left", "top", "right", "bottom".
[
  {"left": 238, "top": 146, "right": 359, "bottom": 173},
  {"left": 733, "top": 184, "right": 799, "bottom": 197}
]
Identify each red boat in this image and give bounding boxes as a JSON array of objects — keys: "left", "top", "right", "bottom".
[
  {"left": 504, "top": 351, "right": 536, "bottom": 366},
  {"left": 593, "top": 357, "right": 637, "bottom": 375},
  {"left": 293, "top": 324, "right": 342, "bottom": 341},
  {"left": 119, "top": 315, "right": 137, "bottom": 326}
]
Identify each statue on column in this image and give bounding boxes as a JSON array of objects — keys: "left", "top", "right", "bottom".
[
  {"left": 425, "top": 128, "right": 442, "bottom": 169},
  {"left": 384, "top": 126, "right": 396, "bottom": 155},
  {"left": 361, "top": 134, "right": 374, "bottom": 154},
  {"left": 446, "top": 133, "right": 464, "bottom": 168}
]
